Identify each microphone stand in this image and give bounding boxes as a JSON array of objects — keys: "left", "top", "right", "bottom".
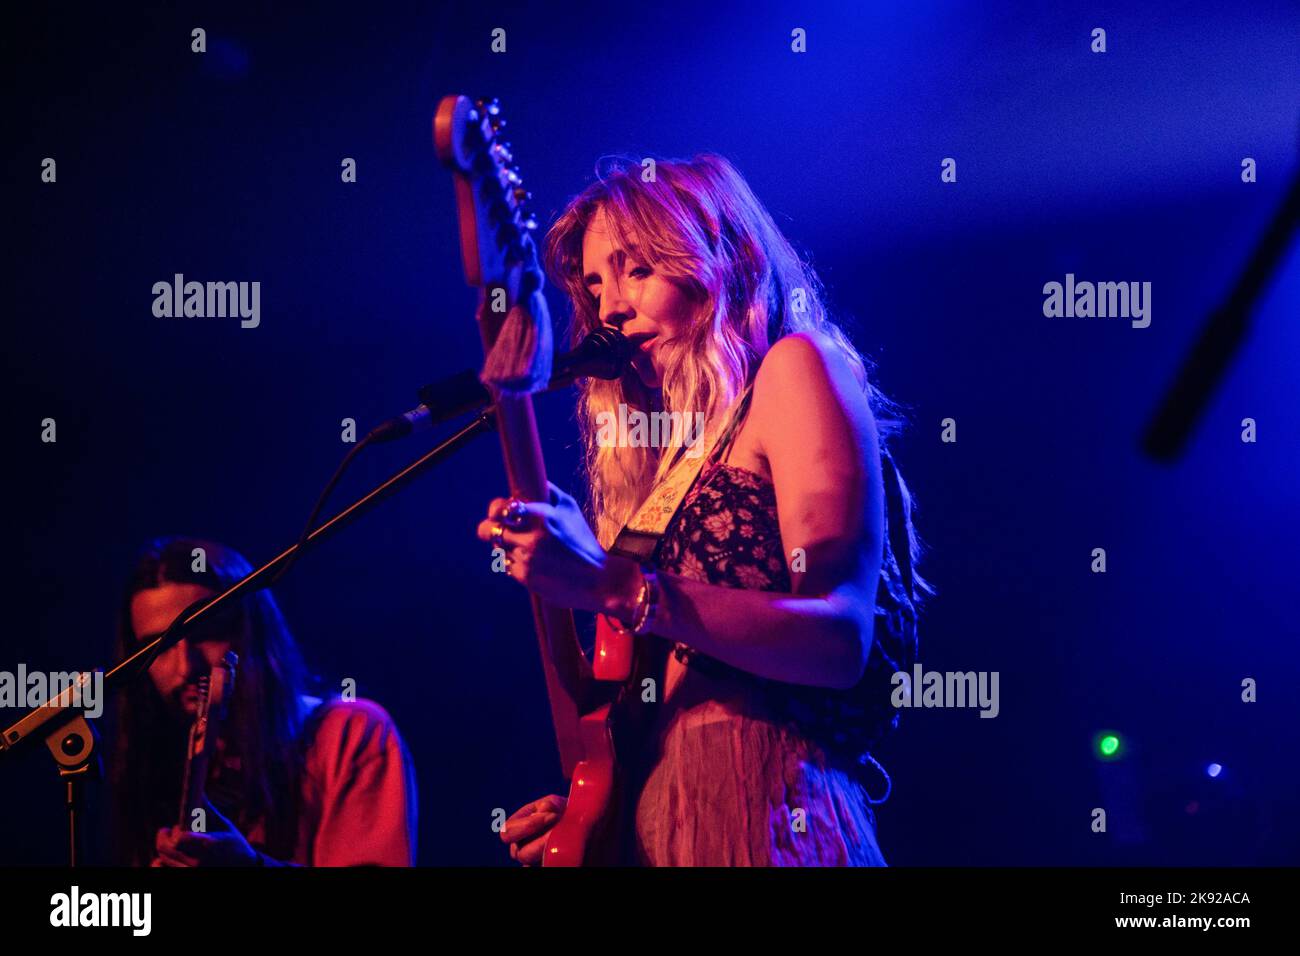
[{"left": 1, "top": 408, "right": 497, "bottom": 865}]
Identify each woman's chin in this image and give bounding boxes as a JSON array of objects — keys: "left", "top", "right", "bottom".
[{"left": 631, "top": 357, "right": 662, "bottom": 389}]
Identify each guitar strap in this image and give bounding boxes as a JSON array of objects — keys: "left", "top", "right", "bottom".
[{"left": 606, "top": 385, "right": 754, "bottom": 565}]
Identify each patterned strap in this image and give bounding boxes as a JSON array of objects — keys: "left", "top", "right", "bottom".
[{"left": 607, "top": 385, "right": 754, "bottom": 562}]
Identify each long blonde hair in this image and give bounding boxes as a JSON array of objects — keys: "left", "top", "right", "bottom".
[{"left": 544, "top": 153, "right": 908, "bottom": 552}]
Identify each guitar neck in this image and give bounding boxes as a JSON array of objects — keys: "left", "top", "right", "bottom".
[
  {"left": 482, "top": 300, "right": 591, "bottom": 777},
  {"left": 177, "top": 719, "right": 213, "bottom": 829},
  {"left": 434, "top": 93, "right": 599, "bottom": 783},
  {"left": 176, "top": 655, "right": 235, "bottom": 830}
]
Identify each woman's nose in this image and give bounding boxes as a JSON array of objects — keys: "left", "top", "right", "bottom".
[{"left": 599, "top": 286, "right": 631, "bottom": 329}]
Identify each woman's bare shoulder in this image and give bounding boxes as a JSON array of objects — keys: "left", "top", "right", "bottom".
[{"left": 750, "top": 331, "right": 875, "bottom": 455}]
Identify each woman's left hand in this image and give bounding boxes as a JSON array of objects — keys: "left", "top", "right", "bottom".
[{"left": 476, "top": 482, "right": 636, "bottom": 616}]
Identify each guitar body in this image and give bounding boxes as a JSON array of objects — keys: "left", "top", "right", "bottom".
[
  {"left": 434, "top": 94, "right": 634, "bottom": 865},
  {"left": 539, "top": 704, "right": 618, "bottom": 866}
]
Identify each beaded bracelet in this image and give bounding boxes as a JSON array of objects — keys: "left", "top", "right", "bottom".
[
  {"left": 610, "top": 564, "right": 659, "bottom": 636},
  {"left": 629, "top": 565, "right": 659, "bottom": 635}
]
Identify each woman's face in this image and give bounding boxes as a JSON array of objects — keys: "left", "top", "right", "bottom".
[{"left": 581, "top": 207, "right": 698, "bottom": 388}]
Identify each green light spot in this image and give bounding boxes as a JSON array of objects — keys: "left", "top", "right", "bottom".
[{"left": 1099, "top": 734, "right": 1120, "bottom": 757}]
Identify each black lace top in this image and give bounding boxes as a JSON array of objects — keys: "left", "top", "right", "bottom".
[{"left": 650, "top": 393, "right": 920, "bottom": 779}]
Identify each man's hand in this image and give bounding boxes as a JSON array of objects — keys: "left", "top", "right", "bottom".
[{"left": 153, "top": 801, "right": 260, "bottom": 867}]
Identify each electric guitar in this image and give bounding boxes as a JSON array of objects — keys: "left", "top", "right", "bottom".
[
  {"left": 434, "top": 95, "right": 634, "bottom": 865},
  {"left": 177, "top": 652, "right": 238, "bottom": 833}
]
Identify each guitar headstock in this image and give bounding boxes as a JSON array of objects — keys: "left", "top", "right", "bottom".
[
  {"left": 206, "top": 651, "right": 238, "bottom": 722},
  {"left": 193, "top": 674, "right": 212, "bottom": 723},
  {"left": 434, "top": 95, "right": 539, "bottom": 291}
]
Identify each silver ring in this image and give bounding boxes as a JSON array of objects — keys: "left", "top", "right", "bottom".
[
  {"left": 491, "top": 522, "right": 505, "bottom": 551},
  {"left": 499, "top": 498, "right": 528, "bottom": 529}
]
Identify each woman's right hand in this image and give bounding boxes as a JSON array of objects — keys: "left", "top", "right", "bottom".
[{"left": 501, "top": 794, "right": 567, "bottom": 866}]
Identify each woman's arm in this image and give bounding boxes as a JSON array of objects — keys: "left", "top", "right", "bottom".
[{"left": 601, "top": 331, "right": 885, "bottom": 690}]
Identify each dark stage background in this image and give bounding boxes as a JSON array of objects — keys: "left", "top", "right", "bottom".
[{"left": 4, "top": 1, "right": 1298, "bottom": 865}]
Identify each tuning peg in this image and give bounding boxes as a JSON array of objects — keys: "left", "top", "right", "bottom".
[
  {"left": 490, "top": 141, "right": 514, "bottom": 165},
  {"left": 522, "top": 213, "right": 540, "bottom": 232},
  {"left": 504, "top": 166, "right": 522, "bottom": 186},
  {"left": 496, "top": 220, "right": 523, "bottom": 249},
  {"left": 471, "top": 96, "right": 500, "bottom": 124}
]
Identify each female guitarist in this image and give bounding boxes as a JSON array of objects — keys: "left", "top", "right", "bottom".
[{"left": 478, "top": 153, "right": 932, "bottom": 866}]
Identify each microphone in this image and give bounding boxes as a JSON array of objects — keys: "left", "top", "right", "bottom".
[
  {"left": 544, "top": 325, "right": 638, "bottom": 389},
  {"left": 369, "top": 327, "right": 635, "bottom": 443}
]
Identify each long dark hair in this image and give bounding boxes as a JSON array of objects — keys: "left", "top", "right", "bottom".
[{"left": 110, "top": 536, "right": 309, "bottom": 865}]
